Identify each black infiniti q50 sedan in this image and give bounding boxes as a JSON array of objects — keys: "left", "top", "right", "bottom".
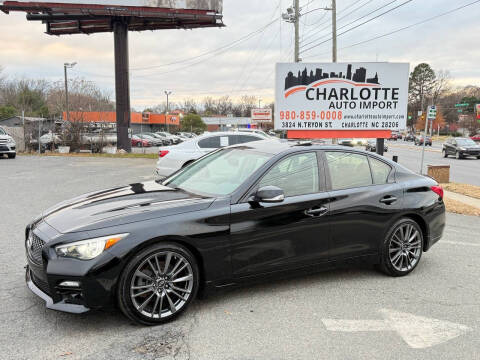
[{"left": 25, "top": 140, "right": 446, "bottom": 325}]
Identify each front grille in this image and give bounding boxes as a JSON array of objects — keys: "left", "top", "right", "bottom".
[
  {"left": 31, "top": 271, "right": 51, "bottom": 296},
  {"left": 0, "top": 145, "right": 8, "bottom": 151},
  {"left": 0, "top": 139, "right": 6, "bottom": 145},
  {"left": 27, "top": 232, "right": 45, "bottom": 265}
]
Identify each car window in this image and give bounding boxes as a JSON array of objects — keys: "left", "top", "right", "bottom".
[
  {"left": 198, "top": 136, "right": 222, "bottom": 149},
  {"left": 326, "top": 152, "right": 373, "bottom": 190},
  {"left": 369, "top": 157, "right": 392, "bottom": 185},
  {"left": 235, "top": 135, "right": 262, "bottom": 145},
  {"left": 0, "top": 128, "right": 5, "bottom": 135},
  {"left": 259, "top": 152, "right": 319, "bottom": 197}
]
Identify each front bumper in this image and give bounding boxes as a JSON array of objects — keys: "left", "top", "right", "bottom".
[
  {"left": 0, "top": 144, "right": 16, "bottom": 153},
  {"left": 26, "top": 266, "right": 89, "bottom": 314}
]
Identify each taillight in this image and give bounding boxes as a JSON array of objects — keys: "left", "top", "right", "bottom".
[
  {"left": 159, "top": 150, "right": 169, "bottom": 158},
  {"left": 431, "top": 185, "right": 444, "bottom": 199}
]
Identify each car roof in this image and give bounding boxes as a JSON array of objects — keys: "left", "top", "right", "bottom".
[{"left": 230, "top": 139, "right": 390, "bottom": 157}]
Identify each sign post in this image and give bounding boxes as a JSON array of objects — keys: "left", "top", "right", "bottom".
[
  {"left": 275, "top": 62, "right": 409, "bottom": 142},
  {"left": 420, "top": 105, "right": 437, "bottom": 174}
]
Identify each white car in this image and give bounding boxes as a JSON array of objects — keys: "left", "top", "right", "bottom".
[
  {"left": 155, "top": 131, "right": 268, "bottom": 179},
  {"left": 0, "top": 127, "right": 16, "bottom": 159}
]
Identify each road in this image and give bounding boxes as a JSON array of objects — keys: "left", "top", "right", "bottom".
[
  {"left": 0, "top": 155, "right": 479, "bottom": 360},
  {"left": 384, "top": 140, "right": 480, "bottom": 186}
]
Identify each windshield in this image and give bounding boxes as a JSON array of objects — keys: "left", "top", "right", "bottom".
[
  {"left": 164, "top": 148, "right": 273, "bottom": 196},
  {"left": 0, "top": 128, "right": 5, "bottom": 135},
  {"left": 457, "top": 139, "right": 476, "bottom": 146}
]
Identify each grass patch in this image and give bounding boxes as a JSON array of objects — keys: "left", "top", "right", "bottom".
[
  {"left": 19, "top": 152, "right": 158, "bottom": 160},
  {"left": 441, "top": 183, "right": 480, "bottom": 200},
  {"left": 444, "top": 198, "right": 480, "bottom": 217}
]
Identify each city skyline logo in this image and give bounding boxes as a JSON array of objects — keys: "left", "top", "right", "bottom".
[{"left": 284, "top": 64, "right": 381, "bottom": 98}]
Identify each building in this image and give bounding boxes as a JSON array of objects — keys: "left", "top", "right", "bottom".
[{"left": 62, "top": 111, "right": 180, "bottom": 133}]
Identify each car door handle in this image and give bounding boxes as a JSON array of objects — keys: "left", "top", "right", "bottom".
[
  {"left": 380, "top": 196, "right": 397, "bottom": 205},
  {"left": 305, "top": 207, "right": 328, "bottom": 217}
]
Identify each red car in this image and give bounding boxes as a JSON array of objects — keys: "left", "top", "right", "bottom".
[
  {"left": 132, "top": 135, "right": 152, "bottom": 147},
  {"left": 471, "top": 134, "right": 480, "bottom": 142}
]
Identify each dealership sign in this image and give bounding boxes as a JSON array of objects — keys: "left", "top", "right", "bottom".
[
  {"left": 0, "top": 0, "right": 223, "bottom": 11},
  {"left": 275, "top": 62, "right": 409, "bottom": 131},
  {"left": 251, "top": 108, "right": 272, "bottom": 123}
]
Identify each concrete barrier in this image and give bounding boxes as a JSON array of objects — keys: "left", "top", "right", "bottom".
[{"left": 427, "top": 165, "right": 450, "bottom": 183}]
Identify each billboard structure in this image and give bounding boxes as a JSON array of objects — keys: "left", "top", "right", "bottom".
[
  {"left": 0, "top": 1, "right": 223, "bottom": 34},
  {"left": 275, "top": 62, "right": 409, "bottom": 138},
  {"left": 0, "top": 0, "right": 224, "bottom": 151}
]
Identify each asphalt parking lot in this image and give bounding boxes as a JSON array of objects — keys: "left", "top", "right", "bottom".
[
  {"left": 383, "top": 140, "right": 480, "bottom": 186},
  {"left": 1, "top": 155, "right": 479, "bottom": 360}
]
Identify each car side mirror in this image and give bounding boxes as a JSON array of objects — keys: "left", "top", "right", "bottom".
[{"left": 254, "top": 186, "right": 285, "bottom": 203}]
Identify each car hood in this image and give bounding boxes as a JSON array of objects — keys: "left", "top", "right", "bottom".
[{"left": 41, "top": 181, "right": 214, "bottom": 233}]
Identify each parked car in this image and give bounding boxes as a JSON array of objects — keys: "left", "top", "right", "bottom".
[
  {"left": 231, "top": 128, "right": 273, "bottom": 139},
  {"left": 140, "top": 132, "right": 170, "bottom": 146},
  {"left": 0, "top": 126, "right": 16, "bottom": 159},
  {"left": 404, "top": 133, "right": 415, "bottom": 142},
  {"left": 156, "top": 132, "right": 182, "bottom": 145},
  {"left": 132, "top": 135, "right": 152, "bottom": 148},
  {"left": 442, "top": 137, "right": 480, "bottom": 159},
  {"left": 338, "top": 139, "right": 354, "bottom": 147},
  {"left": 354, "top": 138, "right": 368, "bottom": 146},
  {"left": 414, "top": 135, "right": 432, "bottom": 146},
  {"left": 365, "top": 139, "right": 388, "bottom": 152},
  {"left": 471, "top": 134, "right": 480, "bottom": 142},
  {"left": 155, "top": 131, "right": 268, "bottom": 179},
  {"left": 137, "top": 134, "right": 163, "bottom": 147},
  {"left": 24, "top": 140, "right": 446, "bottom": 325},
  {"left": 389, "top": 132, "right": 399, "bottom": 141}
]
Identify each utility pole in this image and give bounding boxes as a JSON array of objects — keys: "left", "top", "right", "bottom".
[
  {"left": 282, "top": 1, "right": 301, "bottom": 63},
  {"left": 64, "top": 62, "right": 76, "bottom": 124},
  {"left": 165, "top": 90, "right": 172, "bottom": 133},
  {"left": 294, "top": 0, "right": 300, "bottom": 62},
  {"left": 332, "top": 0, "right": 337, "bottom": 63}
]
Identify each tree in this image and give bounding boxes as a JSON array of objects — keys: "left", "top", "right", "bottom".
[
  {"left": 408, "top": 63, "right": 436, "bottom": 127},
  {"left": 182, "top": 98, "right": 198, "bottom": 114},
  {"left": 180, "top": 113, "right": 206, "bottom": 133},
  {"left": 0, "top": 105, "right": 16, "bottom": 119}
]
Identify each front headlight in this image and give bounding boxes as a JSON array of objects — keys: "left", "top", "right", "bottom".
[
  {"left": 7, "top": 137, "right": 15, "bottom": 145},
  {"left": 55, "top": 233, "right": 129, "bottom": 260},
  {"left": 459, "top": 147, "right": 466, "bottom": 151}
]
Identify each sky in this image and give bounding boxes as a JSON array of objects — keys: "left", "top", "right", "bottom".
[{"left": 0, "top": 0, "right": 479, "bottom": 110}]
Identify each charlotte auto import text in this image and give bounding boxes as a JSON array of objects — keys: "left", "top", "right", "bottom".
[{"left": 306, "top": 87, "right": 400, "bottom": 110}]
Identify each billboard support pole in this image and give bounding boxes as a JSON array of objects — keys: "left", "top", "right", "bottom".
[{"left": 114, "top": 19, "right": 131, "bottom": 153}]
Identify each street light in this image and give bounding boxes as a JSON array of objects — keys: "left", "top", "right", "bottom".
[
  {"left": 64, "top": 62, "right": 77, "bottom": 125},
  {"left": 165, "top": 90, "right": 172, "bottom": 133}
]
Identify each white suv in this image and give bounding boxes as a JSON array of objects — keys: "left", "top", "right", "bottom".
[
  {"left": 155, "top": 131, "right": 267, "bottom": 179},
  {"left": 0, "top": 127, "right": 16, "bottom": 159}
]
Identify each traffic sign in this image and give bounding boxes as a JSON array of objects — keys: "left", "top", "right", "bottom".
[
  {"left": 427, "top": 105, "right": 437, "bottom": 120},
  {"left": 455, "top": 103, "right": 469, "bottom": 108}
]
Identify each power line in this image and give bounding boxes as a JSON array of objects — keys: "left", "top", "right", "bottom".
[
  {"left": 300, "top": 0, "right": 414, "bottom": 54},
  {"left": 130, "top": 17, "right": 280, "bottom": 72},
  {"left": 301, "top": 0, "right": 374, "bottom": 43},
  {"left": 301, "top": 0, "right": 399, "bottom": 49},
  {"left": 231, "top": 0, "right": 281, "bottom": 93},
  {"left": 303, "top": 0, "right": 480, "bottom": 59}
]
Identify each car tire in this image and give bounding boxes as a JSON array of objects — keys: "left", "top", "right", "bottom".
[
  {"left": 136, "top": 143, "right": 142, "bottom": 148},
  {"left": 443, "top": 149, "right": 448, "bottom": 158},
  {"left": 456, "top": 151, "right": 462, "bottom": 160},
  {"left": 477, "top": 156, "right": 480, "bottom": 160},
  {"left": 378, "top": 218, "right": 423, "bottom": 277},
  {"left": 117, "top": 242, "right": 199, "bottom": 326},
  {"left": 8, "top": 153, "right": 16, "bottom": 159}
]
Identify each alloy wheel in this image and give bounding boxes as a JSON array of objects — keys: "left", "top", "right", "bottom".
[
  {"left": 388, "top": 223, "right": 422, "bottom": 272},
  {"left": 130, "top": 251, "right": 194, "bottom": 319}
]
